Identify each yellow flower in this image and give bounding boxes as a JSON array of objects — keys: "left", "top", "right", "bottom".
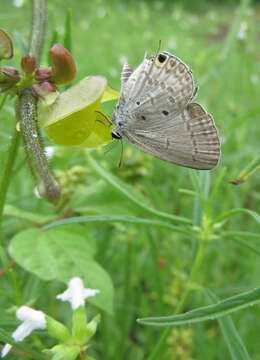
[{"left": 38, "top": 75, "right": 119, "bottom": 148}]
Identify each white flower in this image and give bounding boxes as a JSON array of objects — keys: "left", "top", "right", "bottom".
[
  {"left": 237, "top": 22, "right": 248, "bottom": 40},
  {"left": 56, "top": 277, "right": 100, "bottom": 310},
  {"left": 1, "top": 306, "right": 46, "bottom": 358}
]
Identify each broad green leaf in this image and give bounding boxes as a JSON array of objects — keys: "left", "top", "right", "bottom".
[
  {"left": 9, "top": 228, "right": 114, "bottom": 314},
  {"left": 4, "top": 204, "right": 55, "bottom": 224},
  {"left": 43, "top": 215, "right": 190, "bottom": 236},
  {"left": 207, "top": 290, "right": 251, "bottom": 360},
  {"left": 88, "top": 155, "right": 191, "bottom": 225},
  {"left": 138, "top": 287, "right": 260, "bottom": 326}
]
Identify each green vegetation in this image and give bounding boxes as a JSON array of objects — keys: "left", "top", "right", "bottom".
[{"left": 0, "top": 0, "right": 260, "bottom": 359}]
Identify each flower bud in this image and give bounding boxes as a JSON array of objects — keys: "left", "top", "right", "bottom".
[
  {"left": 0, "top": 65, "right": 20, "bottom": 91},
  {"left": 32, "top": 81, "right": 58, "bottom": 105},
  {"left": 0, "top": 65, "right": 20, "bottom": 80},
  {"left": 34, "top": 66, "right": 52, "bottom": 81},
  {"left": 0, "top": 28, "right": 13, "bottom": 60},
  {"left": 49, "top": 44, "right": 76, "bottom": 85},
  {"left": 21, "top": 54, "right": 36, "bottom": 75},
  {"left": 44, "top": 344, "right": 81, "bottom": 360},
  {"left": 72, "top": 306, "right": 87, "bottom": 344},
  {"left": 85, "top": 314, "right": 100, "bottom": 340}
]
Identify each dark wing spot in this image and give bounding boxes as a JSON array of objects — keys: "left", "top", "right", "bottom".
[
  {"left": 141, "top": 115, "right": 146, "bottom": 120},
  {"left": 158, "top": 53, "right": 167, "bottom": 63},
  {"left": 162, "top": 110, "right": 169, "bottom": 116},
  {"left": 136, "top": 101, "right": 140, "bottom": 105}
]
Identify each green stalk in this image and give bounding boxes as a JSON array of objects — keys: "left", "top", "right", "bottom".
[
  {"left": 147, "top": 241, "right": 207, "bottom": 360},
  {"left": 0, "top": 0, "right": 48, "bottom": 302},
  {"left": 18, "top": 89, "right": 60, "bottom": 203},
  {"left": 28, "top": 0, "right": 47, "bottom": 65}
]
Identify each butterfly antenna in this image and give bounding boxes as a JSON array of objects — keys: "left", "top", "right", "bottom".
[
  {"left": 95, "top": 110, "right": 113, "bottom": 126},
  {"left": 118, "top": 138, "right": 124, "bottom": 168},
  {"left": 105, "top": 140, "right": 118, "bottom": 155},
  {"left": 155, "top": 39, "right": 162, "bottom": 57}
]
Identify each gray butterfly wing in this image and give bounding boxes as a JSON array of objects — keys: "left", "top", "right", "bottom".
[
  {"left": 120, "top": 103, "right": 220, "bottom": 170},
  {"left": 113, "top": 51, "right": 220, "bottom": 169},
  {"left": 119, "top": 52, "right": 196, "bottom": 126}
]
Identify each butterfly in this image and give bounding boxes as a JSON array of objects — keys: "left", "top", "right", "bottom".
[{"left": 111, "top": 51, "right": 220, "bottom": 170}]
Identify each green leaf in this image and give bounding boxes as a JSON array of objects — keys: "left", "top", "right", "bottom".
[
  {"left": 137, "top": 287, "right": 260, "bottom": 326},
  {"left": 206, "top": 290, "right": 251, "bottom": 360},
  {"left": 231, "top": 237, "right": 260, "bottom": 256},
  {"left": 88, "top": 156, "right": 191, "bottom": 225},
  {"left": 4, "top": 204, "right": 55, "bottom": 225},
  {"left": 43, "top": 215, "right": 190, "bottom": 236},
  {"left": 9, "top": 228, "right": 114, "bottom": 314},
  {"left": 215, "top": 208, "right": 260, "bottom": 224},
  {"left": 221, "top": 231, "right": 260, "bottom": 241}
]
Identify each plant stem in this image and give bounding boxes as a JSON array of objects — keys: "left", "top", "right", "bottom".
[
  {"left": 29, "top": 0, "right": 47, "bottom": 65},
  {"left": 0, "top": 122, "right": 20, "bottom": 231},
  {"left": 147, "top": 241, "right": 207, "bottom": 360}
]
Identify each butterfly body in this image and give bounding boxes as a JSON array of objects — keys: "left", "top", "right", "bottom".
[{"left": 111, "top": 51, "right": 220, "bottom": 170}]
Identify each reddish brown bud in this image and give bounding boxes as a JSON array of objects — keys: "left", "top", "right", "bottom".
[
  {"left": 32, "top": 81, "right": 57, "bottom": 99},
  {"left": 0, "top": 29, "right": 13, "bottom": 60},
  {"left": 49, "top": 44, "right": 76, "bottom": 85},
  {"left": 0, "top": 65, "right": 20, "bottom": 80},
  {"left": 21, "top": 54, "right": 36, "bottom": 75},
  {"left": 0, "top": 65, "right": 20, "bottom": 92},
  {"left": 34, "top": 67, "right": 52, "bottom": 81}
]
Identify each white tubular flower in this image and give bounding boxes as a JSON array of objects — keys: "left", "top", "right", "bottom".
[
  {"left": 56, "top": 277, "right": 100, "bottom": 310},
  {"left": 1, "top": 306, "right": 46, "bottom": 358}
]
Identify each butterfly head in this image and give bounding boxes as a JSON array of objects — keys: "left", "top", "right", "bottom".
[{"left": 111, "top": 130, "right": 122, "bottom": 140}]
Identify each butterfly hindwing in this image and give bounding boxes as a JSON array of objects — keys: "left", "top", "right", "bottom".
[{"left": 121, "top": 103, "right": 220, "bottom": 170}]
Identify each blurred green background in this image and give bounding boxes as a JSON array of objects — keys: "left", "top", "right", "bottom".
[{"left": 1, "top": 0, "right": 260, "bottom": 359}]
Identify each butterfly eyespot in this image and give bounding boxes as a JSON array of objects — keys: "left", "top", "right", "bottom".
[
  {"left": 136, "top": 101, "right": 140, "bottom": 105},
  {"left": 155, "top": 53, "right": 167, "bottom": 68},
  {"left": 162, "top": 110, "right": 169, "bottom": 116},
  {"left": 158, "top": 54, "right": 167, "bottom": 63}
]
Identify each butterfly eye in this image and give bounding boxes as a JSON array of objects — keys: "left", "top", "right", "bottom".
[{"left": 155, "top": 53, "right": 168, "bottom": 68}]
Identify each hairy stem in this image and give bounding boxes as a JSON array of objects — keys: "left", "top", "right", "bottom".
[{"left": 19, "top": 89, "right": 60, "bottom": 203}]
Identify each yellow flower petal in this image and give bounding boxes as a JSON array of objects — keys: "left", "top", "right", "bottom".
[
  {"left": 81, "top": 109, "right": 113, "bottom": 148},
  {"left": 38, "top": 76, "right": 107, "bottom": 146},
  {"left": 101, "top": 85, "right": 120, "bottom": 103}
]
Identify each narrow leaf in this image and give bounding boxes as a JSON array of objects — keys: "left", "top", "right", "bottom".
[
  {"left": 88, "top": 156, "right": 191, "bottom": 225},
  {"left": 138, "top": 287, "right": 260, "bottom": 326},
  {"left": 42, "top": 215, "right": 190, "bottom": 236},
  {"left": 207, "top": 290, "right": 251, "bottom": 360},
  {"left": 215, "top": 208, "right": 260, "bottom": 224}
]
